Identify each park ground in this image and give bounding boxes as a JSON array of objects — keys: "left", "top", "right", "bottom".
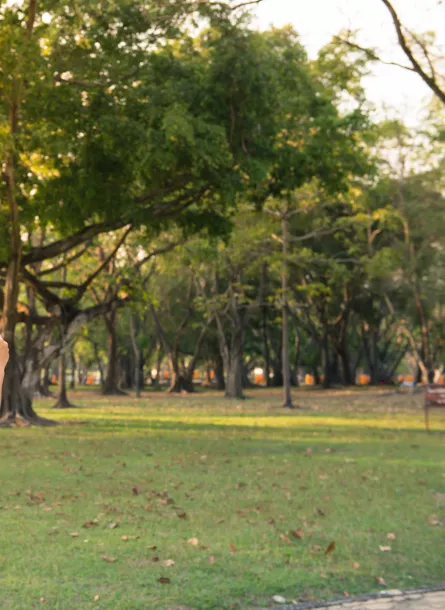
[{"left": 0, "top": 388, "right": 445, "bottom": 610}]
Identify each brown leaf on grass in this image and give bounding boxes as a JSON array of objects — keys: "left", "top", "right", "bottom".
[
  {"left": 162, "top": 559, "right": 175, "bottom": 567},
  {"left": 93, "top": 595, "right": 100, "bottom": 602},
  {"left": 132, "top": 486, "right": 140, "bottom": 496},
  {"left": 375, "top": 576, "right": 387, "bottom": 586},
  {"left": 315, "top": 508, "right": 326, "bottom": 517},
  {"left": 290, "top": 528, "right": 304, "bottom": 539},
  {"left": 101, "top": 555, "right": 117, "bottom": 563},
  {"left": 147, "top": 545, "right": 157, "bottom": 550},
  {"left": 177, "top": 512, "right": 187, "bottom": 519},
  {"left": 158, "top": 577, "right": 171, "bottom": 584},
  {"left": 209, "top": 555, "right": 215, "bottom": 565},
  {"left": 83, "top": 521, "right": 98, "bottom": 529},
  {"left": 311, "top": 545, "right": 321, "bottom": 553},
  {"left": 158, "top": 497, "right": 174, "bottom": 506},
  {"left": 353, "top": 562, "right": 360, "bottom": 569},
  {"left": 429, "top": 514, "right": 439, "bottom": 526},
  {"left": 279, "top": 534, "right": 292, "bottom": 544},
  {"left": 387, "top": 533, "right": 396, "bottom": 540},
  {"left": 27, "top": 491, "right": 45, "bottom": 505},
  {"left": 121, "top": 535, "right": 140, "bottom": 541},
  {"left": 105, "top": 522, "right": 119, "bottom": 529},
  {"left": 188, "top": 537, "right": 199, "bottom": 546},
  {"left": 379, "top": 545, "right": 391, "bottom": 552},
  {"left": 69, "top": 532, "right": 79, "bottom": 537},
  {"left": 325, "top": 541, "right": 336, "bottom": 555},
  {"left": 229, "top": 543, "right": 238, "bottom": 553},
  {"left": 144, "top": 504, "right": 152, "bottom": 511},
  {"left": 150, "top": 556, "right": 160, "bottom": 562}
]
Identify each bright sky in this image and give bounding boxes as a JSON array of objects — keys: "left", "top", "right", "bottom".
[{"left": 252, "top": 0, "right": 444, "bottom": 125}]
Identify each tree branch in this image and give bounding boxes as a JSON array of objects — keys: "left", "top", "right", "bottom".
[{"left": 379, "top": 0, "right": 445, "bottom": 105}]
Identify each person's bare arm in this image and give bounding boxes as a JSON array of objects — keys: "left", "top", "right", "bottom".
[{"left": 0, "top": 336, "right": 9, "bottom": 399}]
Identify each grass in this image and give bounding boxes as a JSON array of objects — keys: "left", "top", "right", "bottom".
[{"left": 1, "top": 387, "right": 445, "bottom": 610}]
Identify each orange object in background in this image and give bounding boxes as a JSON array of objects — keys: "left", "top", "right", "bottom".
[
  {"left": 305, "top": 374, "right": 315, "bottom": 386},
  {"left": 254, "top": 372, "right": 265, "bottom": 385},
  {"left": 86, "top": 375, "right": 95, "bottom": 385},
  {"left": 439, "top": 375, "right": 445, "bottom": 384},
  {"left": 193, "top": 370, "right": 200, "bottom": 379},
  {"left": 358, "top": 374, "right": 371, "bottom": 385},
  {"left": 51, "top": 375, "right": 57, "bottom": 384},
  {"left": 163, "top": 370, "right": 170, "bottom": 379},
  {"left": 405, "top": 375, "right": 414, "bottom": 382}
]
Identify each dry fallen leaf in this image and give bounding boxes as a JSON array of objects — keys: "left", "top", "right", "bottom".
[
  {"left": 177, "top": 512, "right": 187, "bottom": 519},
  {"left": 387, "top": 533, "right": 396, "bottom": 540},
  {"left": 209, "top": 555, "right": 215, "bottom": 565},
  {"left": 272, "top": 595, "right": 287, "bottom": 604},
  {"left": 162, "top": 559, "right": 175, "bottom": 567},
  {"left": 279, "top": 534, "right": 292, "bottom": 544},
  {"left": 375, "top": 576, "right": 387, "bottom": 586},
  {"left": 101, "top": 555, "right": 117, "bottom": 563},
  {"left": 147, "top": 545, "right": 157, "bottom": 550},
  {"left": 379, "top": 546, "right": 391, "bottom": 552},
  {"left": 132, "top": 486, "right": 140, "bottom": 496},
  {"left": 69, "top": 532, "right": 79, "bottom": 537},
  {"left": 229, "top": 543, "right": 238, "bottom": 553},
  {"left": 290, "top": 528, "right": 304, "bottom": 539},
  {"left": 353, "top": 562, "right": 360, "bottom": 569},
  {"left": 188, "top": 537, "right": 199, "bottom": 546},
  {"left": 105, "top": 522, "right": 119, "bottom": 529},
  {"left": 150, "top": 556, "right": 160, "bottom": 562},
  {"left": 83, "top": 521, "right": 98, "bottom": 529},
  {"left": 158, "top": 577, "right": 171, "bottom": 584},
  {"left": 325, "top": 541, "right": 336, "bottom": 555},
  {"left": 93, "top": 595, "right": 100, "bottom": 602}
]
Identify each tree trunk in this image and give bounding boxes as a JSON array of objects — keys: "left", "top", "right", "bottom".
[
  {"left": 225, "top": 350, "right": 243, "bottom": 399},
  {"left": 262, "top": 306, "right": 271, "bottom": 388},
  {"left": 215, "top": 350, "right": 225, "bottom": 391},
  {"left": 338, "top": 344, "right": 354, "bottom": 386},
  {"left": 70, "top": 350, "right": 76, "bottom": 390},
  {"left": 321, "top": 333, "right": 330, "bottom": 389},
  {"left": 0, "top": 1, "right": 52, "bottom": 426},
  {"left": 53, "top": 351, "right": 77, "bottom": 408},
  {"left": 291, "top": 333, "right": 300, "bottom": 387},
  {"left": 38, "top": 364, "right": 54, "bottom": 397},
  {"left": 103, "top": 312, "right": 125, "bottom": 395}
]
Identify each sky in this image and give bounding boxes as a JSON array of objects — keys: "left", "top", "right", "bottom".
[{"left": 252, "top": 0, "right": 444, "bottom": 125}]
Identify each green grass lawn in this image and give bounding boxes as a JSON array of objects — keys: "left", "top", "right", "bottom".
[{"left": 1, "top": 387, "right": 445, "bottom": 610}]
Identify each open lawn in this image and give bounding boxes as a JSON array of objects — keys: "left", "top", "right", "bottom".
[{"left": 1, "top": 388, "right": 445, "bottom": 610}]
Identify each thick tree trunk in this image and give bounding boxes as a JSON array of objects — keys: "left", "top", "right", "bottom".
[
  {"left": 103, "top": 312, "right": 125, "bottom": 395},
  {"left": 225, "top": 351, "right": 243, "bottom": 399},
  {"left": 53, "top": 351, "right": 77, "bottom": 408},
  {"left": 338, "top": 344, "right": 354, "bottom": 386}
]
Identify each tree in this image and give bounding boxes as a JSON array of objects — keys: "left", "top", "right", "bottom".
[{"left": 0, "top": 3, "right": 285, "bottom": 423}]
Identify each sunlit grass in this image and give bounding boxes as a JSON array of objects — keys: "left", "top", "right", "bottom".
[{"left": 0, "top": 388, "right": 444, "bottom": 609}]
